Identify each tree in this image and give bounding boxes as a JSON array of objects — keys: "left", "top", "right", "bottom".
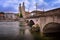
[
  {"left": 20, "top": 13, "right": 23, "bottom": 18},
  {"left": 16, "top": 13, "right": 23, "bottom": 18},
  {"left": 0, "top": 12, "right": 5, "bottom": 14}
]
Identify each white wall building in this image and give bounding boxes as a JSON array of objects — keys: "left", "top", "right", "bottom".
[{"left": 5, "top": 13, "right": 17, "bottom": 20}]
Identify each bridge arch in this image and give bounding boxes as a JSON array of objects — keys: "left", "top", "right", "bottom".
[
  {"left": 28, "top": 20, "right": 35, "bottom": 27},
  {"left": 43, "top": 22, "right": 60, "bottom": 33},
  {"left": 43, "top": 22, "right": 60, "bottom": 37}
]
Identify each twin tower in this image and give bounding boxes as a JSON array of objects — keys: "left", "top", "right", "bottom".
[{"left": 19, "top": 2, "right": 26, "bottom": 18}]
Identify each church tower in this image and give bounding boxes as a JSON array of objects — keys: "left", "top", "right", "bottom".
[
  {"left": 21, "top": 2, "right": 26, "bottom": 18},
  {"left": 19, "top": 2, "right": 26, "bottom": 18},
  {"left": 19, "top": 3, "right": 21, "bottom": 16}
]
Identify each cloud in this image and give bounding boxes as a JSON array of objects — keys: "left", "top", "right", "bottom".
[
  {"left": 37, "top": 0, "right": 60, "bottom": 11},
  {"left": 54, "top": 0, "right": 60, "bottom": 4},
  {"left": 0, "top": 0, "right": 60, "bottom": 13},
  {"left": 0, "top": 6, "right": 16, "bottom": 13},
  {"left": 0, "top": 0, "right": 19, "bottom": 13},
  {"left": 25, "top": 0, "right": 45, "bottom": 12}
]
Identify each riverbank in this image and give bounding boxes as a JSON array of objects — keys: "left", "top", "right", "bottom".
[{"left": 0, "top": 20, "right": 19, "bottom": 22}]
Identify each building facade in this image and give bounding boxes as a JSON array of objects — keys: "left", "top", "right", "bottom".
[
  {"left": 5, "top": 13, "right": 16, "bottom": 20},
  {"left": 0, "top": 12, "right": 18, "bottom": 20}
]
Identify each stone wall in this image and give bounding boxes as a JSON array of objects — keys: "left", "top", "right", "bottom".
[
  {"left": 26, "top": 16, "right": 60, "bottom": 33},
  {"left": 39, "top": 16, "right": 60, "bottom": 32}
]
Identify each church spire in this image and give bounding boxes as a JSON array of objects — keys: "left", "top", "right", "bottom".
[
  {"left": 19, "top": 3, "right": 21, "bottom": 12},
  {"left": 20, "top": 2, "right": 26, "bottom": 18},
  {"left": 19, "top": 3, "right": 21, "bottom": 16},
  {"left": 23, "top": 2, "right": 25, "bottom": 11}
]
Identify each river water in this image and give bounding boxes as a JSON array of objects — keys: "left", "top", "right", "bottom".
[
  {"left": 0, "top": 21, "right": 58, "bottom": 40},
  {"left": 0, "top": 21, "right": 20, "bottom": 40}
]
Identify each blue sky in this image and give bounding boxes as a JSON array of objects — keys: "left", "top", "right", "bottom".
[{"left": 0, "top": 0, "right": 60, "bottom": 13}]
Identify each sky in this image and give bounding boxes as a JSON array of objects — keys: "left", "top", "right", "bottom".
[{"left": 0, "top": 0, "right": 60, "bottom": 13}]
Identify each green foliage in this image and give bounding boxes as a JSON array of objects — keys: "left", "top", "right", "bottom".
[
  {"left": 20, "top": 13, "right": 23, "bottom": 18},
  {"left": 16, "top": 13, "right": 23, "bottom": 18},
  {"left": 0, "top": 12, "right": 5, "bottom": 14}
]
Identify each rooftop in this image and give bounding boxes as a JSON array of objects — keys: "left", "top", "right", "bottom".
[{"left": 26, "top": 8, "right": 60, "bottom": 18}]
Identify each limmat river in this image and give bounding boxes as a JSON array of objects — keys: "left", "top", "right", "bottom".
[
  {"left": 0, "top": 21, "right": 58, "bottom": 40},
  {"left": 0, "top": 21, "right": 20, "bottom": 40}
]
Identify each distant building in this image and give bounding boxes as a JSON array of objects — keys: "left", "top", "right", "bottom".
[
  {"left": 0, "top": 12, "right": 19, "bottom": 20},
  {"left": 5, "top": 13, "right": 18, "bottom": 20},
  {"left": 19, "top": 2, "right": 26, "bottom": 18},
  {"left": 0, "top": 12, "right": 5, "bottom": 20},
  {"left": 19, "top": 2, "right": 32, "bottom": 18}
]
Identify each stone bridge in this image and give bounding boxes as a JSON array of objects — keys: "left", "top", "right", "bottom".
[{"left": 26, "top": 16, "right": 60, "bottom": 33}]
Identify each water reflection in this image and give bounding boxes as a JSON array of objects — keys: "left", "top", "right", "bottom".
[
  {"left": 43, "top": 32, "right": 60, "bottom": 40},
  {"left": 24, "top": 29, "right": 33, "bottom": 40},
  {"left": 31, "top": 32, "right": 41, "bottom": 40},
  {"left": 20, "top": 27, "right": 60, "bottom": 40}
]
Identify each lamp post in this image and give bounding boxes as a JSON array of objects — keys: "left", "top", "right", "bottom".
[{"left": 36, "top": 2, "right": 38, "bottom": 14}]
